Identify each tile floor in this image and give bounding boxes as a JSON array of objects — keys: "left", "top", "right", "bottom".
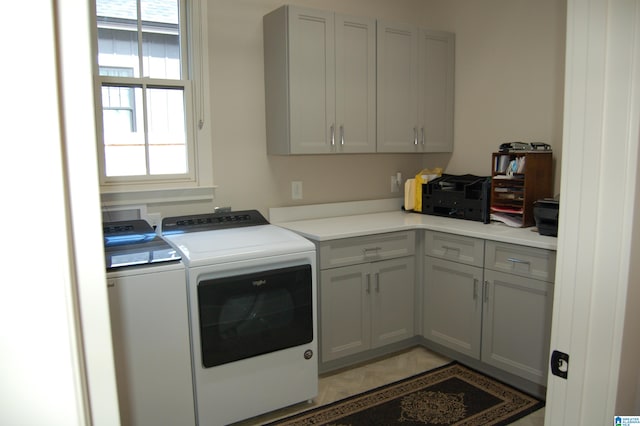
[{"left": 233, "top": 346, "right": 545, "bottom": 425}]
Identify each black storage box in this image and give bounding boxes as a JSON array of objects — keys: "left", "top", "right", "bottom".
[
  {"left": 422, "top": 174, "right": 491, "bottom": 223},
  {"left": 533, "top": 198, "right": 559, "bottom": 236}
]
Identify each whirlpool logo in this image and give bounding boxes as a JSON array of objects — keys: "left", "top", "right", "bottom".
[{"left": 252, "top": 279, "right": 267, "bottom": 287}]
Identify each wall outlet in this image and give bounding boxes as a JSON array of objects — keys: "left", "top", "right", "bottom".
[
  {"left": 391, "top": 175, "right": 400, "bottom": 192},
  {"left": 291, "top": 181, "right": 303, "bottom": 200}
]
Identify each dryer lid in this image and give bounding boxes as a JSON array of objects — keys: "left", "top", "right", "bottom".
[{"left": 163, "top": 224, "right": 314, "bottom": 266}]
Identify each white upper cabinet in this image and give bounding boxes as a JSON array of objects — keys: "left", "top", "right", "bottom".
[
  {"left": 377, "top": 22, "right": 454, "bottom": 153},
  {"left": 264, "top": 6, "right": 454, "bottom": 155},
  {"left": 419, "top": 30, "right": 455, "bottom": 152},
  {"left": 335, "top": 15, "right": 377, "bottom": 153},
  {"left": 376, "top": 21, "right": 419, "bottom": 153},
  {"left": 264, "top": 6, "right": 376, "bottom": 154}
]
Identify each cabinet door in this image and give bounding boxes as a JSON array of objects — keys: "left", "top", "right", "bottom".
[
  {"left": 288, "top": 7, "right": 335, "bottom": 153},
  {"left": 371, "top": 257, "right": 416, "bottom": 348},
  {"left": 335, "top": 15, "right": 376, "bottom": 153},
  {"left": 320, "top": 264, "right": 371, "bottom": 362},
  {"left": 482, "top": 269, "right": 553, "bottom": 385},
  {"left": 376, "top": 21, "right": 419, "bottom": 152},
  {"left": 418, "top": 30, "right": 454, "bottom": 152},
  {"left": 423, "top": 257, "right": 482, "bottom": 358}
]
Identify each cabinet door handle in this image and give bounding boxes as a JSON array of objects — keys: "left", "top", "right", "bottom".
[
  {"left": 331, "top": 124, "right": 335, "bottom": 146},
  {"left": 413, "top": 127, "right": 418, "bottom": 145},
  {"left": 366, "top": 273, "right": 371, "bottom": 294},
  {"left": 483, "top": 280, "right": 489, "bottom": 303},
  {"left": 473, "top": 278, "right": 478, "bottom": 300},
  {"left": 421, "top": 127, "right": 425, "bottom": 145},
  {"left": 375, "top": 272, "right": 380, "bottom": 293},
  {"left": 340, "top": 125, "right": 345, "bottom": 146},
  {"left": 107, "top": 279, "right": 115, "bottom": 288}
]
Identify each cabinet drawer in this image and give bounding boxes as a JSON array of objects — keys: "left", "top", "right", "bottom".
[
  {"left": 485, "top": 241, "right": 556, "bottom": 282},
  {"left": 319, "top": 231, "right": 415, "bottom": 270},
  {"left": 424, "top": 231, "right": 484, "bottom": 267}
]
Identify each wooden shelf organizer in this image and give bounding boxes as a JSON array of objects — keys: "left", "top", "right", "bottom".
[{"left": 490, "top": 151, "right": 553, "bottom": 227}]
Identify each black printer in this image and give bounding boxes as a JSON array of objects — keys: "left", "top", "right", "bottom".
[
  {"left": 533, "top": 198, "right": 559, "bottom": 236},
  {"left": 421, "top": 174, "right": 491, "bottom": 223}
]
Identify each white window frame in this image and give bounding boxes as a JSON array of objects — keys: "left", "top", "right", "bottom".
[{"left": 92, "top": 0, "right": 214, "bottom": 205}]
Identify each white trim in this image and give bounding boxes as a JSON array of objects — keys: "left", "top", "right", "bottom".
[
  {"left": 100, "top": 185, "right": 216, "bottom": 206},
  {"left": 57, "top": 0, "right": 122, "bottom": 424},
  {"left": 101, "top": 204, "right": 148, "bottom": 221},
  {"left": 545, "top": 0, "right": 640, "bottom": 423}
]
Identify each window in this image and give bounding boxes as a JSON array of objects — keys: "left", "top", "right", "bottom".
[
  {"left": 100, "top": 67, "right": 136, "bottom": 133},
  {"left": 94, "top": 0, "right": 207, "bottom": 186}
]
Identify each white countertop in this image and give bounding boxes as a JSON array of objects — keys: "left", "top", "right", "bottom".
[{"left": 272, "top": 203, "right": 557, "bottom": 250}]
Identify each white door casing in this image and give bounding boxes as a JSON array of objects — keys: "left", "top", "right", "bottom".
[{"left": 545, "top": 0, "right": 640, "bottom": 423}]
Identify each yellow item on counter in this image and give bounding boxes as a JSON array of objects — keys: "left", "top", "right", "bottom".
[
  {"left": 413, "top": 168, "right": 443, "bottom": 212},
  {"left": 404, "top": 179, "right": 416, "bottom": 210}
]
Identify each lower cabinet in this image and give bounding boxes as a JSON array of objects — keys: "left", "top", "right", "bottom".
[
  {"left": 423, "top": 256, "right": 482, "bottom": 359},
  {"left": 318, "top": 231, "right": 416, "bottom": 364},
  {"left": 481, "top": 269, "right": 554, "bottom": 384},
  {"left": 423, "top": 230, "right": 555, "bottom": 386},
  {"left": 321, "top": 256, "right": 415, "bottom": 362},
  {"left": 316, "top": 229, "right": 554, "bottom": 385}
]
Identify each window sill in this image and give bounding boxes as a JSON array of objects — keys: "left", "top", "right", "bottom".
[{"left": 100, "top": 185, "right": 217, "bottom": 206}]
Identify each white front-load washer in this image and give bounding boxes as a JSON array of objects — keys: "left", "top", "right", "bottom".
[{"left": 162, "top": 210, "right": 318, "bottom": 426}]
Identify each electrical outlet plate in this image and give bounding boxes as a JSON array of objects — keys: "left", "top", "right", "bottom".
[
  {"left": 391, "top": 176, "right": 400, "bottom": 192},
  {"left": 292, "top": 181, "right": 303, "bottom": 200}
]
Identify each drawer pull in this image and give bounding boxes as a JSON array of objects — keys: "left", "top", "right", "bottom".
[
  {"left": 363, "top": 247, "right": 382, "bottom": 256},
  {"left": 507, "top": 257, "right": 531, "bottom": 265},
  {"left": 442, "top": 245, "right": 461, "bottom": 254}
]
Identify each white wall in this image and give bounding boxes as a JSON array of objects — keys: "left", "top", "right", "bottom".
[{"left": 202, "top": 0, "right": 566, "bottom": 217}]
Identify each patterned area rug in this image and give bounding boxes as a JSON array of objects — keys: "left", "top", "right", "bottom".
[{"left": 266, "top": 362, "right": 544, "bottom": 426}]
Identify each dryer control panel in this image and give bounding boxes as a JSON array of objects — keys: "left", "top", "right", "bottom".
[{"left": 162, "top": 210, "right": 269, "bottom": 234}]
